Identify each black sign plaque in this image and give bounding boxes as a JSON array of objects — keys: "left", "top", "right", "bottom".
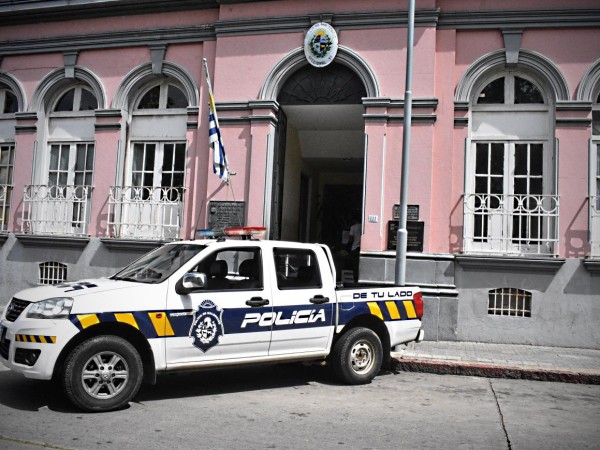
[
  {"left": 208, "top": 201, "right": 245, "bottom": 230},
  {"left": 393, "top": 204, "right": 420, "bottom": 221},
  {"left": 387, "top": 220, "right": 424, "bottom": 252}
]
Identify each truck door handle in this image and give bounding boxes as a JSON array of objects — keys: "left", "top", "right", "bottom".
[
  {"left": 246, "top": 297, "right": 269, "bottom": 307},
  {"left": 310, "top": 295, "right": 329, "bottom": 305}
]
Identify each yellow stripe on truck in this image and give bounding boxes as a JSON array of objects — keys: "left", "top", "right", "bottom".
[
  {"left": 367, "top": 302, "right": 384, "bottom": 320},
  {"left": 77, "top": 314, "right": 100, "bottom": 329},
  {"left": 385, "top": 301, "right": 401, "bottom": 320},
  {"left": 149, "top": 312, "right": 175, "bottom": 337},
  {"left": 403, "top": 300, "right": 417, "bottom": 319},
  {"left": 114, "top": 313, "right": 139, "bottom": 330}
]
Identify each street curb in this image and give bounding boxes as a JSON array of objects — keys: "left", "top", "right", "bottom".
[{"left": 392, "top": 357, "right": 600, "bottom": 385}]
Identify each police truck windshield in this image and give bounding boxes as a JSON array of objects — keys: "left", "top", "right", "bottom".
[{"left": 112, "top": 244, "right": 205, "bottom": 284}]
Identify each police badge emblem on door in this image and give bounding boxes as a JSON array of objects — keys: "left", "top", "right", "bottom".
[{"left": 189, "top": 300, "right": 224, "bottom": 352}]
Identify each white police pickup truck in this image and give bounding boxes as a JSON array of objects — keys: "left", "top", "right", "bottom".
[{"left": 0, "top": 229, "right": 423, "bottom": 411}]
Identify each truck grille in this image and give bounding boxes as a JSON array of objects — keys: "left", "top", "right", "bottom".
[{"left": 5, "top": 298, "right": 30, "bottom": 322}]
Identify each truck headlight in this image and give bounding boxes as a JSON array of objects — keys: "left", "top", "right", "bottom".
[{"left": 26, "top": 297, "right": 74, "bottom": 319}]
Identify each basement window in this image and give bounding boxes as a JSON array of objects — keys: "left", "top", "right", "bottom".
[
  {"left": 39, "top": 262, "right": 67, "bottom": 285},
  {"left": 488, "top": 288, "right": 531, "bottom": 317}
]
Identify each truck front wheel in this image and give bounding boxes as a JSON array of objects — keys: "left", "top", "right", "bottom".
[
  {"left": 332, "top": 327, "right": 383, "bottom": 384},
  {"left": 63, "top": 336, "right": 143, "bottom": 412}
]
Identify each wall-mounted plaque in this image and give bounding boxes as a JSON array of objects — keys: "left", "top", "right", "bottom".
[
  {"left": 393, "top": 204, "right": 420, "bottom": 221},
  {"left": 387, "top": 220, "right": 424, "bottom": 252},
  {"left": 208, "top": 201, "right": 245, "bottom": 230}
]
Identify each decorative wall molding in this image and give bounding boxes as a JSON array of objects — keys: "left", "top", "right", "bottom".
[
  {"left": 438, "top": 8, "right": 600, "bottom": 29},
  {"left": 29, "top": 66, "right": 106, "bottom": 112},
  {"left": 577, "top": 58, "right": 600, "bottom": 102},
  {"left": 112, "top": 61, "right": 199, "bottom": 110}
]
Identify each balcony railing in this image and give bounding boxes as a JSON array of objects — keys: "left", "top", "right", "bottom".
[
  {"left": 463, "top": 193, "right": 559, "bottom": 256},
  {"left": 21, "top": 185, "right": 92, "bottom": 236},
  {"left": 0, "top": 184, "right": 12, "bottom": 232},
  {"left": 107, "top": 186, "right": 185, "bottom": 240}
]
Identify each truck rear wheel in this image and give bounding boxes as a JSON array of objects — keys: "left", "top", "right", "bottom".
[
  {"left": 63, "top": 335, "right": 143, "bottom": 412},
  {"left": 332, "top": 327, "right": 383, "bottom": 384}
]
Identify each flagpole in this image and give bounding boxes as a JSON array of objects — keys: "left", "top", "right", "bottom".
[
  {"left": 203, "top": 58, "right": 221, "bottom": 131},
  {"left": 203, "top": 58, "right": 229, "bottom": 182}
]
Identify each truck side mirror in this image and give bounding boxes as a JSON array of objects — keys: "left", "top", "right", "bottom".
[{"left": 176, "top": 272, "right": 208, "bottom": 294}]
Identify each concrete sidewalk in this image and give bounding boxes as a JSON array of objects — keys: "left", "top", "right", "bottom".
[{"left": 391, "top": 341, "right": 600, "bottom": 384}]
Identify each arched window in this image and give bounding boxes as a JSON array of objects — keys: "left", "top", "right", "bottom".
[
  {"left": 26, "top": 81, "right": 98, "bottom": 236},
  {"left": 53, "top": 86, "right": 98, "bottom": 112},
  {"left": 464, "top": 71, "right": 557, "bottom": 256},
  {"left": 110, "top": 77, "right": 189, "bottom": 240},
  {"left": 135, "top": 82, "right": 188, "bottom": 110},
  {"left": 0, "top": 83, "right": 18, "bottom": 114},
  {"left": 0, "top": 82, "right": 19, "bottom": 231}
]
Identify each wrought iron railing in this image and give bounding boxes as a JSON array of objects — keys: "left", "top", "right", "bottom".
[
  {"left": 107, "top": 186, "right": 185, "bottom": 240},
  {"left": 21, "top": 185, "right": 92, "bottom": 236},
  {"left": 0, "top": 184, "right": 12, "bottom": 232},
  {"left": 463, "top": 193, "right": 559, "bottom": 255}
]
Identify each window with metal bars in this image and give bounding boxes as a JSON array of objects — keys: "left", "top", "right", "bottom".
[
  {"left": 487, "top": 288, "right": 531, "bottom": 317},
  {"left": 38, "top": 261, "right": 67, "bottom": 285}
]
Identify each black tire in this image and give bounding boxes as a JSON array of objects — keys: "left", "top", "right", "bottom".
[
  {"left": 63, "top": 335, "right": 143, "bottom": 412},
  {"left": 331, "top": 327, "right": 383, "bottom": 385}
]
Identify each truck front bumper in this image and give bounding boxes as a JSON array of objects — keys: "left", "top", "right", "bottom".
[{"left": 0, "top": 317, "right": 78, "bottom": 380}]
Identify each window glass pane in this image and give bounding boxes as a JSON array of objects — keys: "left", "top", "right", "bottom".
[
  {"left": 173, "top": 173, "right": 184, "bottom": 187},
  {"left": 477, "top": 77, "right": 504, "bottom": 104},
  {"left": 54, "top": 89, "right": 75, "bottom": 112},
  {"left": 86, "top": 145, "right": 94, "bottom": 170},
  {"left": 514, "top": 178, "right": 527, "bottom": 195},
  {"left": 59, "top": 146, "right": 69, "bottom": 171},
  {"left": 0, "top": 148, "right": 8, "bottom": 166},
  {"left": 162, "top": 174, "right": 173, "bottom": 188},
  {"left": 74, "top": 173, "right": 83, "bottom": 185},
  {"left": 59, "top": 173, "right": 68, "bottom": 185},
  {"left": 514, "top": 77, "right": 544, "bottom": 104},
  {"left": 143, "top": 173, "right": 153, "bottom": 187},
  {"left": 530, "top": 178, "right": 543, "bottom": 195},
  {"left": 166, "top": 85, "right": 188, "bottom": 108},
  {"left": 79, "top": 89, "right": 98, "bottom": 111},
  {"left": 490, "top": 176, "right": 503, "bottom": 194},
  {"left": 475, "top": 144, "right": 488, "bottom": 174},
  {"left": 530, "top": 144, "right": 543, "bottom": 176},
  {"left": 132, "top": 144, "right": 144, "bottom": 172},
  {"left": 4, "top": 91, "right": 18, "bottom": 113},
  {"left": 0, "top": 167, "right": 6, "bottom": 185},
  {"left": 475, "top": 176, "right": 487, "bottom": 194},
  {"left": 273, "top": 248, "right": 322, "bottom": 289},
  {"left": 145, "top": 144, "right": 155, "bottom": 171},
  {"left": 592, "top": 111, "right": 600, "bottom": 135},
  {"left": 49, "top": 145, "right": 60, "bottom": 170},
  {"left": 174, "top": 144, "right": 186, "bottom": 171},
  {"left": 132, "top": 173, "right": 142, "bottom": 187},
  {"left": 163, "top": 144, "right": 174, "bottom": 172},
  {"left": 137, "top": 86, "right": 160, "bottom": 109},
  {"left": 76, "top": 144, "right": 86, "bottom": 171},
  {"left": 491, "top": 144, "right": 504, "bottom": 175},
  {"left": 515, "top": 144, "right": 528, "bottom": 175}
]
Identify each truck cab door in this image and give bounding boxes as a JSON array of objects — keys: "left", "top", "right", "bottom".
[
  {"left": 268, "top": 246, "right": 334, "bottom": 357},
  {"left": 165, "top": 246, "right": 272, "bottom": 366}
]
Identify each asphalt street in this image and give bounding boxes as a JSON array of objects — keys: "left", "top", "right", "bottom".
[{"left": 0, "top": 362, "right": 598, "bottom": 449}]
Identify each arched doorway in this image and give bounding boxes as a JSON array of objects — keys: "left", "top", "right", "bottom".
[{"left": 271, "top": 62, "right": 367, "bottom": 254}]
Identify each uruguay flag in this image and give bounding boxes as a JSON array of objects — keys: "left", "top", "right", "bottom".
[{"left": 208, "top": 93, "right": 229, "bottom": 181}]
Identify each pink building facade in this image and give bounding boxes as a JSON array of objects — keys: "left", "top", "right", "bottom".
[{"left": 1, "top": 0, "right": 599, "bottom": 347}]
